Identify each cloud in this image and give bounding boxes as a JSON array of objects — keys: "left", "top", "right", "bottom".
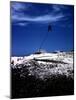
[
  {"left": 52, "top": 5, "right": 61, "bottom": 12},
  {"left": 12, "top": 13, "right": 64, "bottom": 23},
  {"left": 11, "top": 2, "right": 66, "bottom": 26},
  {"left": 11, "top": 2, "right": 32, "bottom": 11},
  {"left": 13, "top": 22, "right": 28, "bottom": 26},
  {"left": 11, "top": 2, "right": 25, "bottom": 11}
]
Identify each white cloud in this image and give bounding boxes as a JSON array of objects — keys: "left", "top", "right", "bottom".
[
  {"left": 52, "top": 4, "right": 68, "bottom": 12},
  {"left": 14, "top": 22, "right": 28, "bottom": 26},
  {"left": 52, "top": 5, "right": 61, "bottom": 12},
  {"left": 11, "top": 2, "right": 25, "bottom": 11},
  {"left": 11, "top": 2, "right": 65, "bottom": 25},
  {"left": 12, "top": 13, "right": 64, "bottom": 23},
  {"left": 11, "top": 2, "right": 32, "bottom": 11}
]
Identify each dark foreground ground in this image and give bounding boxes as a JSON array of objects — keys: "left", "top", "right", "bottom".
[{"left": 11, "top": 67, "right": 74, "bottom": 99}]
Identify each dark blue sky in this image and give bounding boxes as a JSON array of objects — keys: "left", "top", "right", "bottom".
[{"left": 11, "top": 2, "right": 74, "bottom": 56}]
